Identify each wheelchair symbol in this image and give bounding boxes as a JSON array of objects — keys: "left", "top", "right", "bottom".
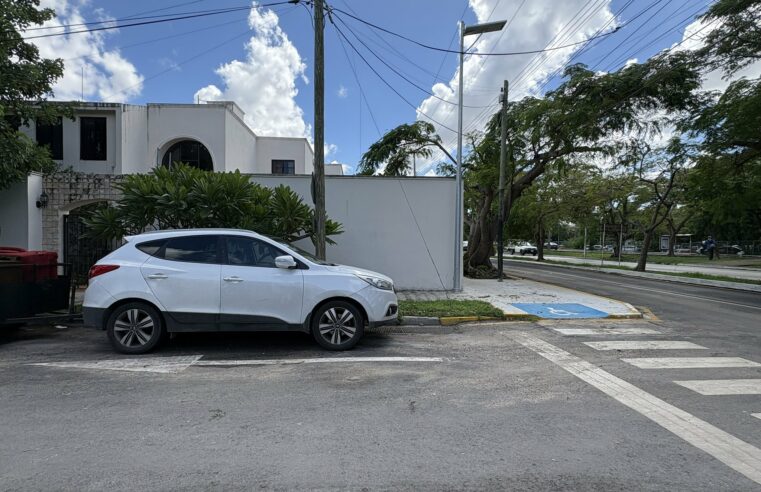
[{"left": 547, "top": 307, "right": 576, "bottom": 316}]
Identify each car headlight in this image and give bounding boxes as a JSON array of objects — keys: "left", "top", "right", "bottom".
[{"left": 356, "top": 274, "right": 393, "bottom": 291}]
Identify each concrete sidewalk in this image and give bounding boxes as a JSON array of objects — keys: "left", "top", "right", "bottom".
[
  {"left": 540, "top": 254, "right": 761, "bottom": 281},
  {"left": 399, "top": 277, "right": 641, "bottom": 320}
]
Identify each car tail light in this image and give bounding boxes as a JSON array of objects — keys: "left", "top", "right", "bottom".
[{"left": 88, "top": 264, "right": 119, "bottom": 280}]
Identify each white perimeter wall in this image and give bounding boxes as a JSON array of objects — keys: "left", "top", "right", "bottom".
[
  {"left": 0, "top": 174, "right": 42, "bottom": 250},
  {"left": 252, "top": 175, "right": 455, "bottom": 290}
]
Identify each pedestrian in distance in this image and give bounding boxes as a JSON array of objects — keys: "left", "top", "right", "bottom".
[{"left": 703, "top": 236, "right": 716, "bottom": 260}]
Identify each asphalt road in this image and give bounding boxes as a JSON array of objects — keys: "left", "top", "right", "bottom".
[
  {"left": 504, "top": 259, "right": 761, "bottom": 340},
  {"left": 3, "top": 264, "right": 761, "bottom": 490},
  {"left": 2, "top": 323, "right": 760, "bottom": 491}
]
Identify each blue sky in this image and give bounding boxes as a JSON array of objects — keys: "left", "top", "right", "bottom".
[{"left": 35, "top": 0, "right": 714, "bottom": 173}]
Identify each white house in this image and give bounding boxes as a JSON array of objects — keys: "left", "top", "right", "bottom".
[
  {"left": 16, "top": 101, "right": 316, "bottom": 175},
  {"left": 0, "top": 100, "right": 459, "bottom": 290}
]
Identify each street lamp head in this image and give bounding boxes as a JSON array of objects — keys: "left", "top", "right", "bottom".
[{"left": 463, "top": 20, "right": 506, "bottom": 37}]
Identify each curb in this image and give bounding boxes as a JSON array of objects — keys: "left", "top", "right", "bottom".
[
  {"left": 515, "top": 260, "right": 761, "bottom": 293},
  {"left": 399, "top": 315, "right": 535, "bottom": 326}
]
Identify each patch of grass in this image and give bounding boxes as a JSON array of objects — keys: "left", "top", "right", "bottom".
[
  {"left": 549, "top": 250, "right": 761, "bottom": 267},
  {"left": 512, "top": 257, "right": 761, "bottom": 286},
  {"left": 399, "top": 299, "right": 504, "bottom": 318}
]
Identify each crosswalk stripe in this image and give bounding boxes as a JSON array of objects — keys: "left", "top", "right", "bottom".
[
  {"left": 675, "top": 380, "right": 761, "bottom": 395},
  {"left": 584, "top": 341, "right": 707, "bottom": 351},
  {"left": 553, "top": 327, "right": 660, "bottom": 336},
  {"left": 622, "top": 357, "right": 760, "bottom": 369},
  {"left": 509, "top": 332, "right": 761, "bottom": 485}
]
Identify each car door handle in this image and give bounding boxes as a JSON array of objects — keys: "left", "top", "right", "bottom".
[
  {"left": 146, "top": 273, "right": 168, "bottom": 280},
  {"left": 223, "top": 276, "right": 243, "bottom": 283}
]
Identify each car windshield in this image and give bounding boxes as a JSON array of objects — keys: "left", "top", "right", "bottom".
[{"left": 267, "top": 236, "right": 333, "bottom": 266}]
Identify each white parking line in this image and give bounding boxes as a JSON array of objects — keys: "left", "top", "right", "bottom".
[
  {"left": 509, "top": 332, "right": 761, "bottom": 485},
  {"left": 194, "top": 356, "right": 444, "bottom": 366},
  {"left": 554, "top": 328, "right": 660, "bottom": 336},
  {"left": 622, "top": 357, "right": 760, "bottom": 369},
  {"left": 29, "top": 355, "right": 203, "bottom": 373},
  {"left": 752, "top": 414, "right": 761, "bottom": 420},
  {"left": 584, "top": 341, "right": 707, "bottom": 351},
  {"left": 675, "top": 380, "right": 761, "bottom": 395}
]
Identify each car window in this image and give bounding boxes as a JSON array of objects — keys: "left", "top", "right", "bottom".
[
  {"left": 163, "top": 235, "right": 220, "bottom": 264},
  {"left": 136, "top": 239, "right": 166, "bottom": 257},
  {"left": 226, "top": 236, "right": 286, "bottom": 268}
]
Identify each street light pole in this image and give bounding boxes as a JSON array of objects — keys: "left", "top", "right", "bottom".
[
  {"left": 454, "top": 19, "right": 506, "bottom": 292},
  {"left": 454, "top": 20, "right": 465, "bottom": 291}
]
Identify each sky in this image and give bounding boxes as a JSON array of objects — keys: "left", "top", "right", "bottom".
[{"left": 30, "top": 0, "right": 741, "bottom": 175}]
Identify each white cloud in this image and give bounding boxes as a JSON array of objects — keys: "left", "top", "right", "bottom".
[
  {"left": 324, "top": 143, "right": 338, "bottom": 157},
  {"left": 624, "top": 58, "right": 638, "bottom": 68},
  {"left": 672, "top": 18, "right": 761, "bottom": 93},
  {"left": 337, "top": 85, "right": 348, "bottom": 98},
  {"left": 341, "top": 163, "right": 352, "bottom": 175},
  {"left": 194, "top": 3, "right": 309, "bottom": 138},
  {"left": 32, "top": 0, "right": 143, "bottom": 101},
  {"left": 416, "top": 0, "right": 616, "bottom": 174}
]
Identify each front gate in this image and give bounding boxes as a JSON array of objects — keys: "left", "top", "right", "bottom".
[{"left": 63, "top": 204, "right": 118, "bottom": 285}]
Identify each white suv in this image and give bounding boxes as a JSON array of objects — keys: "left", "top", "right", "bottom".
[{"left": 82, "top": 229, "right": 398, "bottom": 354}]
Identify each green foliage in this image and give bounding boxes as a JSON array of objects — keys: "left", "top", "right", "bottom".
[
  {"left": 398, "top": 299, "right": 504, "bottom": 318},
  {"left": 697, "top": 0, "right": 761, "bottom": 76},
  {"left": 84, "top": 165, "right": 343, "bottom": 246},
  {"left": 0, "top": 0, "right": 72, "bottom": 189},
  {"left": 358, "top": 121, "right": 455, "bottom": 176}
]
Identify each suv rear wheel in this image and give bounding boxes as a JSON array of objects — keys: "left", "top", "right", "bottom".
[
  {"left": 106, "top": 302, "right": 164, "bottom": 354},
  {"left": 311, "top": 300, "right": 364, "bottom": 350}
]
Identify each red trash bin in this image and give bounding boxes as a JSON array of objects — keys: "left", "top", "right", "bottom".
[{"left": 0, "top": 249, "right": 58, "bottom": 282}]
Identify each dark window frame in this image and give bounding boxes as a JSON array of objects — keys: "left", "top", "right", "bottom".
[
  {"left": 135, "top": 239, "right": 167, "bottom": 257},
  {"left": 155, "top": 235, "right": 224, "bottom": 265},
  {"left": 79, "top": 116, "right": 107, "bottom": 161},
  {"left": 36, "top": 117, "right": 64, "bottom": 160},
  {"left": 271, "top": 159, "right": 296, "bottom": 175}
]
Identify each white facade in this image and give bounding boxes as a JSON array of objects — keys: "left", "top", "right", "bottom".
[
  {"left": 0, "top": 174, "right": 43, "bottom": 250},
  {"left": 18, "top": 101, "right": 315, "bottom": 176}
]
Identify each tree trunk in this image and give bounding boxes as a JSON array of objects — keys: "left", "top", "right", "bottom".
[
  {"left": 635, "top": 231, "right": 653, "bottom": 271},
  {"left": 465, "top": 191, "right": 496, "bottom": 270},
  {"left": 537, "top": 218, "right": 545, "bottom": 261},
  {"left": 667, "top": 229, "right": 677, "bottom": 256}
]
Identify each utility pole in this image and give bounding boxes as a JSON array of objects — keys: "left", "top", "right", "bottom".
[
  {"left": 313, "top": 0, "right": 326, "bottom": 259},
  {"left": 497, "top": 80, "right": 508, "bottom": 282}
]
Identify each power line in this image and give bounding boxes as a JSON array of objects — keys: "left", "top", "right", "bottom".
[
  {"left": 333, "top": 14, "right": 496, "bottom": 109},
  {"left": 20, "top": 1, "right": 293, "bottom": 40},
  {"left": 328, "top": 15, "right": 459, "bottom": 135},
  {"left": 328, "top": 6, "right": 623, "bottom": 57},
  {"left": 16, "top": 0, "right": 214, "bottom": 32},
  {"left": 102, "top": 5, "right": 298, "bottom": 100}
]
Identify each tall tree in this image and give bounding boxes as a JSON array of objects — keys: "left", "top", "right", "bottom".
[
  {"left": 357, "top": 121, "right": 455, "bottom": 176},
  {"left": 0, "top": 0, "right": 70, "bottom": 189},
  {"left": 464, "top": 54, "right": 700, "bottom": 272}
]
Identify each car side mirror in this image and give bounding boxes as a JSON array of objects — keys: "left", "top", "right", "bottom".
[{"left": 275, "top": 255, "right": 298, "bottom": 269}]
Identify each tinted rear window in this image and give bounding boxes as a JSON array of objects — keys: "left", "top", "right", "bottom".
[
  {"left": 163, "top": 236, "right": 219, "bottom": 264},
  {"left": 136, "top": 239, "right": 166, "bottom": 257}
]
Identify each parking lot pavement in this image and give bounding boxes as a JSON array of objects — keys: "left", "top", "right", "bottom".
[{"left": 2, "top": 322, "right": 760, "bottom": 490}]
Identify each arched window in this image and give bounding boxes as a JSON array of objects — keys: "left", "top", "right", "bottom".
[{"left": 161, "top": 139, "right": 213, "bottom": 171}]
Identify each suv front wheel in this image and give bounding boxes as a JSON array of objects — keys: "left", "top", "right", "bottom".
[
  {"left": 106, "top": 302, "right": 165, "bottom": 354},
  {"left": 311, "top": 300, "right": 364, "bottom": 350}
]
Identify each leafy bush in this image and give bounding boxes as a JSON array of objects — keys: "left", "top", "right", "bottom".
[{"left": 84, "top": 164, "right": 343, "bottom": 246}]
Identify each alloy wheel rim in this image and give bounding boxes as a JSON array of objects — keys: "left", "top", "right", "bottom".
[
  {"left": 113, "top": 308, "right": 155, "bottom": 347},
  {"left": 318, "top": 307, "right": 357, "bottom": 345}
]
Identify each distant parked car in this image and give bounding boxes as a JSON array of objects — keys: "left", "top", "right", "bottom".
[
  {"left": 622, "top": 245, "right": 640, "bottom": 253},
  {"left": 697, "top": 244, "right": 744, "bottom": 256},
  {"left": 463, "top": 241, "right": 468, "bottom": 252},
  {"left": 544, "top": 241, "right": 559, "bottom": 250},
  {"left": 506, "top": 242, "right": 538, "bottom": 256}
]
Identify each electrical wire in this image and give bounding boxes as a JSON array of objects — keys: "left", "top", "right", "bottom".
[
  {"left": 102, "top": 5, "right": 298, "bottom": 100},
  {"left": 333, "top": 14, "right": 495, "bottom": 109},
  {"left": 329, "top": 15, "right": 459, "bottom": 135},
  {"left": 328, "top": 6, "right": 622, "bottom": 56},
  {"left": 20, "top": 1, "right": 293, "bottom": 40}
]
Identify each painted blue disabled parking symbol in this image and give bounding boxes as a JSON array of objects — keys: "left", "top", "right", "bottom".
[{"left": 512, "top": 303, "right": 608, "bottom": 319}]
